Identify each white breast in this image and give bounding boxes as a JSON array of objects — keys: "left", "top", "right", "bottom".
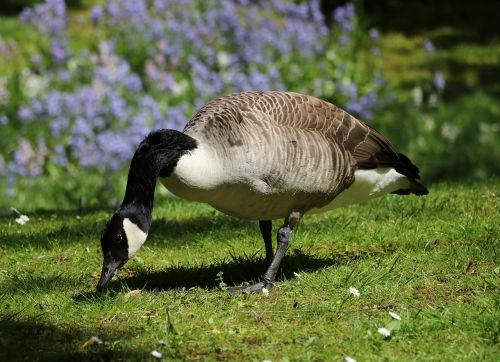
[
  {"left": 160, "top": 141, "right": 297, "bottom": 219},
  {"left": 160, "top": 142, "right": 229, "bottom": 203}
]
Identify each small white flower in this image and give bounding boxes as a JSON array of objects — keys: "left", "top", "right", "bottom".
[
  {"left": 261, "top": 360, "right": 272, "bottom": 362},
  {"left": 15, "top": 214, "right": 30, "bottom": 225},
  {"left": 171, "top": 79, "right": 188, "bottom": 96},
  {"left": 441, "top": 122, "right": 460, "bottom": 142},
  {"left": 389, "top": 311, "right": 401, "bottom": 320},
  {"left": 90, "top": 336, "right": 103, "bottom": 345},
  {"left": 151, "top": 350, "right": 162, "bottom": 358},
  {"left": 293, "top": 272, "right": 301, "bottom": 278},
  {"left": 377, "top": 327, "right": 391, "bottom": 337},
  {"left": 345, "top": 357, "right": 357, "bottom": 362},
  {"left": 217, "top": 51, "right": 231, "bottom": 68},
  {"left": 262, "top": 288, "right": 270, "bottom": 297},
  {"left": 348, "top": 287, "right": 360, "bottom": 297}
]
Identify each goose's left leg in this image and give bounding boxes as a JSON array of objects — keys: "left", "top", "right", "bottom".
[
  {"left": 259, "top": 220, "right": 273, "bottom": 266},
  {"left": 239, "top": 212, "right": 301, "bottom": 294}
]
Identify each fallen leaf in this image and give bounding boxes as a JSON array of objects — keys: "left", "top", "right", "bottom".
[
  {"left": 142, "top": 310, "right": 156, "bottom": 318},
  {"left": 81, "top": 336, "right": 103, "bottom": 349},
  {"left": 124, "top": 289, "right": 141, "bottom": 299},
  {"left": 465, "top": 260, "right": 478, "bottom": 275}
]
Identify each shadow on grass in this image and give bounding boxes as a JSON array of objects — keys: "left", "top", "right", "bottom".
[
  {"left": 0, "top": 318, "right": 144, "bottom": 361},
  {"left": 146, "top": 215, "right": 254, "bottom": 247},
  {"left": 0, "top": 212, "right": 255, "bottom": 249},
  {"left": 89, "top": 249, "right": 374, "bottom": 294}
]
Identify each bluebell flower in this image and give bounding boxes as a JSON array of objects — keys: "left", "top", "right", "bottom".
[
  {"left": 50, "top": 39, "right": 67, "bottom": 64},
  {"left": 166, "top": 103, "right": 188, "bottom": 131},
  {"left": 5, "top": 175, "right": 15, "bottom": 197},
  {"left": 90, "top": 5, "right": 104, "bottom": 25},
  {"left": 248, "top": 70, "right": 270, "bottom": 91},
  {"left": 50, "top": 117, "right": 69, "bottom": 138},
  {"left": 7, "top": 0, "right": 335, "bottom": 181},
  {"left": 339, "top": 34, "right": 350, "bottom": 46},
  {"left": 123, "top": 74, "right": 143, "bottom": 93},
  {"left": 424, "top": 39, "right": 435, "bottom": 54},
  {"left": 53, "top": 144, "right": 68, "bottom": 166},
  {"left": 17, "top": 106, "right": 33, "bottom": 122},
  {"left": 333, "top": 2, "right": 354, "bottom": 33},
  {"left": 369, "top": 28, "right": 380, "bottom": 40},
  {"left": 45, "top": 91, "right": 62, "bottom": 117},
  {"left": 434, "top": 71, "right": 445, "bottom": 92}
]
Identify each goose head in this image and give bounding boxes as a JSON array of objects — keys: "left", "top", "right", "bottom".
[
  {"left": 97, "top": 206, "right": 150, "bottom": 291},
  {"left": 95, "top": 129, "right": 198, "bottom": 291}
]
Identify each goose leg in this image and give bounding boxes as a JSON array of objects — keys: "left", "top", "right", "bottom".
[
  {"left": 238, "top": 212, "right": 301, "bottom": 294},
  {"left": 259, "top": 220, "right": 273, "bottom": 266}
]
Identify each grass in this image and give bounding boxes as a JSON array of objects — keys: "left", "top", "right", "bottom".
[{"left": 0, "top": 180, "right": 498, "bottom": 361}]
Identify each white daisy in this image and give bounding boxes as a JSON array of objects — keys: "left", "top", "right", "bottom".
[
  {"left": 151, "top": 350, "right": 162, "bottom": 358},
  {"left": 389, "top": 311, "right": 401, "bottom": 320},
  {"left": 377, "top": 327, "right": 391, "bottom": 337},
  {"left": 345, "top": 356, "right": 357, "bottom": 362},
  {"left": 15, "top": 214, "right": 29, "bottom": 225},
  {"left": 348, "top": 287, "right": 360, "bottom": 297},
  {"left": 90, "top": 336, "right": 103, "bottom": 345},
  {"left": 262, "top": 288, "right": 270, "bottom": 297},
  {"left": 293, "top": 272, "right": 301, "bottom": 278}
]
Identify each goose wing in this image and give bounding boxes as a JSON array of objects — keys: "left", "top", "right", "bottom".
[{"left": 246, "top": 91, "right": 421, "bottom": 180}]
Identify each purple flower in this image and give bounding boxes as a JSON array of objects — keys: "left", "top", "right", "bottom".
[
  {"left": 90, "top": 5, "right": 104, "bottom": 24},
  {"left": 166, "top": 103, "right": 188, "bottom": 130},
  {"left": 53, "top": 144, "right": 68, "bottom": 166},
  {"left": 20, "top": 0, "right": 66, "bottom": 36},
  {"left": 5, "top": 175, "right": 15, "bottom": 197},
  {"left": 123, "top": 74, "right": 142, "bottom": 93},
  {"left": 18, "top": 106, "right": 34, "bottom": 121},
  {"left": 333, "top": 2, "right": 355, "bottom": 33},
  {"left": 348, "top": 83, "right": 357, "bottom": 99},
  {"left": 50, "top": 39, "right": 67, "bottom": 64},
  {"left": 45, "top": 91, "right": 62, "bottom": 117},
  {"left": 0, "top": 114, "right": 8, "bottom": 125},
  {"left": 434, "top": 71, "right": 445, "bottom": 92},
  {"left": 369, "top": 28, "right": 380, "bottom": 40},
  {"left": 424, "top": 39, "right": 435, "bottom": 54},
  {"left": 6, "top": 0, "right": 338, "bottom": 185},
  {"left": 50, "top": 117, "right": 69, "bottom": 138},
  {"left": 19, "top": 7, "right": 35, "bottom": 23}
]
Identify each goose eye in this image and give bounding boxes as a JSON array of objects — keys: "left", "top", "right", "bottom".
[{"left": 116, "top": 234, "right": 123, "bottom": 243}]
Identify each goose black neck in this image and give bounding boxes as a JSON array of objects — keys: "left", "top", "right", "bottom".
[{"left": 120, "top": 130, "right": 197, "bottom": 220}]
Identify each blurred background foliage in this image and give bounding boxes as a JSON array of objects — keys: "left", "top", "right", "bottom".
[{"left": 0, "top": 0, "right": 499, "bottom": 210}]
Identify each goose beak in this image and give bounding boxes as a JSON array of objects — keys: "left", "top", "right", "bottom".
[{"left": 96, "top": 257, "right": 122, "bottom": 291}]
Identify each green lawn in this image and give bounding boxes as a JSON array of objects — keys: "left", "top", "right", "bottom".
[{"left": 0, "top": 180, "right": 498, "bottom": 361}]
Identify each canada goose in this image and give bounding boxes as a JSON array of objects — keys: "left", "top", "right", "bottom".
[{"left": 96, "top": 91, "right": 428, "bottom": 293}]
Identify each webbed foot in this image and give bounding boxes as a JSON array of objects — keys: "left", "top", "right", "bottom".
[{"left": 227, "top": 281, "right": 272, "bottom": 295}]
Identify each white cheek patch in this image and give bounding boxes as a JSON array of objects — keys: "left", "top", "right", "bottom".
[{"left": 123, "top": 218, "right": 148, "bottom": 258}]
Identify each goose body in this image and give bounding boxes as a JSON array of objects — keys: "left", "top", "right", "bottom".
[
  {"left": 97, "top": 91, "right": 428, "bottom": 293},
  {"left": 161, "top": 91, "right": 424, "bottom": 220}
]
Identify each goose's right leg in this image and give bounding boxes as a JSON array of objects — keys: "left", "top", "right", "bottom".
[
  {"left": 259, "top": 220, "right": 273, "bottom": 266},
  {"left": 231, "top": 212, "right": 301, "bottom": 295}
]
